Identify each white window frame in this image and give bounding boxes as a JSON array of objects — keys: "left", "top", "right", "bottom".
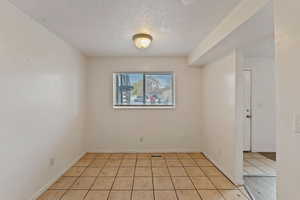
[{"left": 113, "top": 72, "right": 176, "bottom": 109}]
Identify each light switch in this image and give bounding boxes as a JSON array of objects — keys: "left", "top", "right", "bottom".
[{"left": 294, "top": 114, "right": 300, "bottom": 134}]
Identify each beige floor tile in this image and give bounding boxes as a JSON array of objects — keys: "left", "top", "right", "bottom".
[
  {"left": 78, "top": 157, "right": 91, "bottom": 161},
  {"left": 177, "top": 153, "right": 191, "bottom": 158},
  {"left": 219, "top": 190, "right": 249, "bottom": 200},
  {"left": 108, "top": 191, "right": 131, "bottom": 200},
  {"left": 50, "top": 177, "right": 77, "bottom": 189},
  {"left": 112, "top": 177, "right": 133, "bottom": 190},
  {"left": 189, "top": 153, "right": 206, "bottom": 159},
  {"left": 106, "top": 159, "right": 122, "bottom": 167},
  {"left": 99, "top": 167, "right": 118, "bottom": 176},
  {"left": 167, "top": 160, "right": 182, "bottom": 167},
  {"left": 181, "top": 159, "right": 197, "bottom": 167},
  {"left": 92, "top": 177, "right": 115, "bottom": 190},
  {"left": 190, "top": 177, "right": 216, "bottom": 189},
  {"left": 132, "top": 191, "right": 154, "bottom": 200},
  {"left": 72, "top": 177, "right": 96, "bottom": 190},
  {"left": 109, "top": 158, "right": 123, "bottom": 162},
  {"left": 83, "top": 153, "right": 97, "bottom": 159},
  {"left": 133, "top": 177, "right": 153, "bottom": 190},
  {"left": 176, "top": 190, "right": 201, "bottom": 200},
  {"left": 198, "top": 190, "right": 224, "bottom": 200},
  {"left": 74, "top": 159, "right": 93, "bottom": 167},
  {"left": 37, "top": 190, "right": 66, "bottom": 200},
  {"left": 124, "top": 154, "right": 137, "bottom": 159},
  {"left": 135, "top": 167, "right": 152, "bottom": 177},
  {"left": 169, "top": 167, "right": 187, "bottom": 176},
  {"left": 209, "top": 177, "right": 236, "bottom": 189},
  {"left": 117, "top": 167, "right": 135, "bottom": 176},
  {"left": 155, "top": 191, "right": 177, "bottom": 200},
  {"left": 179, "top": 158, "right": 194, "bottom": 162},
  {"left": 121, "top": 159, "right": 136, "bottom": 167},
  {"left": 137, "top": 153, "right": 151, "bottom": 158},
  {"left": 165, "top": 157, "right": 179, "bottom": 161},
  {"left": 137, "top": 159, "right": 151, "bottom": 167},
  {"left": 153, "top": 177, "right": 174, "bottom": 190},
  {"left": 90, "top": 159, "right": 107, "bottom": 168},
  {"left": 172, "top": 177, "right": 195, "bottom": 189},
  {"left": 78, "top": 158, "right": 90, "bottom": 162},
  {"left": 152, "top": 160, "right": 167, "bottom": 167},
  {"left": 61, "top": 190, "right": 88, "bottom": 200},
  {"left": 64, "top": 167, "right": 86, "bottom": 177},
  {"left": 200, "top": 167, "right": 223, "bottom": 176},
  {"left": 164, "top": 153, "right": 178, "bottom": 158},
  {"left": 110, "top": 154, "right": 125, "bottom": 159},
  {"left": 96, "top": 153, "right": 111, "bottom": 159},
  {"left": 185, "top": 167, "right": 205, "bottom": 177},
  {"left": 44, "top": 153, "right": 229, "bottom": 200},
  {"left": 84, "top": 191, "right": 109, "bottom": 200},
  {"left": 194, "top": 159, "right": 214, "bottom": 167},
  {"left": 152, "top": 168, "right": 170, "bottom": 176},
  {"left": 81, "top": 167, "right": 101, "bottom": 177}
]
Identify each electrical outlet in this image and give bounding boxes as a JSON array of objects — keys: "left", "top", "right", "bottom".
[
  {"left": 139, "top": 137, "right": 144, "bottom": 143},
  {"left": 49, "top": 158, "right": 55, "bottom": 167}
]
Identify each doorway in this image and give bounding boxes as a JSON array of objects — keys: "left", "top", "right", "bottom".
[
  {"left": 240, "top": 39, "right": 277, "bottom": 200},
  {"left": 243, "top": 69, "right": 252, "bottom": 152}
]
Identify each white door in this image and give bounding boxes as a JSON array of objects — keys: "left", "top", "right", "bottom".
[{"left": 243, "top": 70, "right": 252, "bottom": 151}]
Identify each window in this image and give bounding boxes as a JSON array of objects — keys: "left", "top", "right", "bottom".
[{"left": 113, "top": 72, "right": 175, "bottom": 108}]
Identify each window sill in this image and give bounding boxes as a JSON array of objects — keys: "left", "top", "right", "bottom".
[{"left": 113, "top": 105, "right": 176, "bottom": 110}]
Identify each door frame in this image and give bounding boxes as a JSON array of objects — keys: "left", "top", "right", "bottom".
[{"left": 243, "top": 68, "right": 253, "bottom": 152}]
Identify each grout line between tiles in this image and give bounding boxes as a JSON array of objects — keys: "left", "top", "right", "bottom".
[
  {"left": 107, "top": 155, "right": 123, "bottom": 200},
  {"left": 40, "top": 153, "right": 248, "bottom": 200},
  {"left": 166, "top": 163, "right": 180, "bottom": 200},
  {"left": 180, "top": 157, "right": 204, "bottom": 200}
]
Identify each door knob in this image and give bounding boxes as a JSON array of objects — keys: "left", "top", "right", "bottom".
[{"left": 246, "top": 115, "right": 252, "bottom": 118}]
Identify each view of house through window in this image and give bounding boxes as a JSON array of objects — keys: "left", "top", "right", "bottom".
[{"left": 114, "top": 72, "right": 174, "bottom": 107}]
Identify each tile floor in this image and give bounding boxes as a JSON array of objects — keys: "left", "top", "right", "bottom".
[
  {"left": 38, "top": 153, "right": 250, "bottom": 200},
  {"left": 243, "top": 152, "right": 276, "bottom": 176}
]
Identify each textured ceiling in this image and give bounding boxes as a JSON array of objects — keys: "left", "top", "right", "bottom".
[{"left": 9, "top": 0, "right": 242, "bottom": 56}]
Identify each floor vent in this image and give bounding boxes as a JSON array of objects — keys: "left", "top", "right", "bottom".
[{"left": 151, "top": 154, "right": 162, "bottom": 157}]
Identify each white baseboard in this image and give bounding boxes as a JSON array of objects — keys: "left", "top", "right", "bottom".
[
  {"left": 89, "top": 148, "right": 202, "bottom": 153},
  {"left": 29, "top": 152, "right": 86, "bottom": 200}
]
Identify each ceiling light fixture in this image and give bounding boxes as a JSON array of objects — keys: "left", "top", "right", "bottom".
[{"left": 132, "top": 33, "right": 153, "bottom": 49}]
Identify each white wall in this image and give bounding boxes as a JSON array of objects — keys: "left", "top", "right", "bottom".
[
  {"left": 244, "top": 57, "right": 276, "bottom": 152},
  {"left": 274, "top": 0, "right": 300, "bottom": 199},
  {"left": 200, "top": 50, "right": 243, "bottom": 185},
  {"left": 86, "top": 56, "right": 202, "bottom": 153},
  {"left": 0, "top": 1, "right": 86, "bottom": 199}
]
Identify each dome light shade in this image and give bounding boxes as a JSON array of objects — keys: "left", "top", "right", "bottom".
[{"left": 132, "top": 33, "right": 153, "bottom": 49}]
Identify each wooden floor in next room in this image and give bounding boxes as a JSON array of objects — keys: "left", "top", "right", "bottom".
[{"left": 243, "top": 152, "right": 276, "bottom": 200}]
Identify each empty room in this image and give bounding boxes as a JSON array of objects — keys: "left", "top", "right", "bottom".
[{"left": 1, "top": 0, "right": 299, "bottom": 200}]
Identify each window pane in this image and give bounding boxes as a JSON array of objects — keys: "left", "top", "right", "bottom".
[
  {"left": 145, "top": 74, "right": 173, "bottom": 105},
  {"left": 116, "top": 73, "right": 144, "bottom": 105}
]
